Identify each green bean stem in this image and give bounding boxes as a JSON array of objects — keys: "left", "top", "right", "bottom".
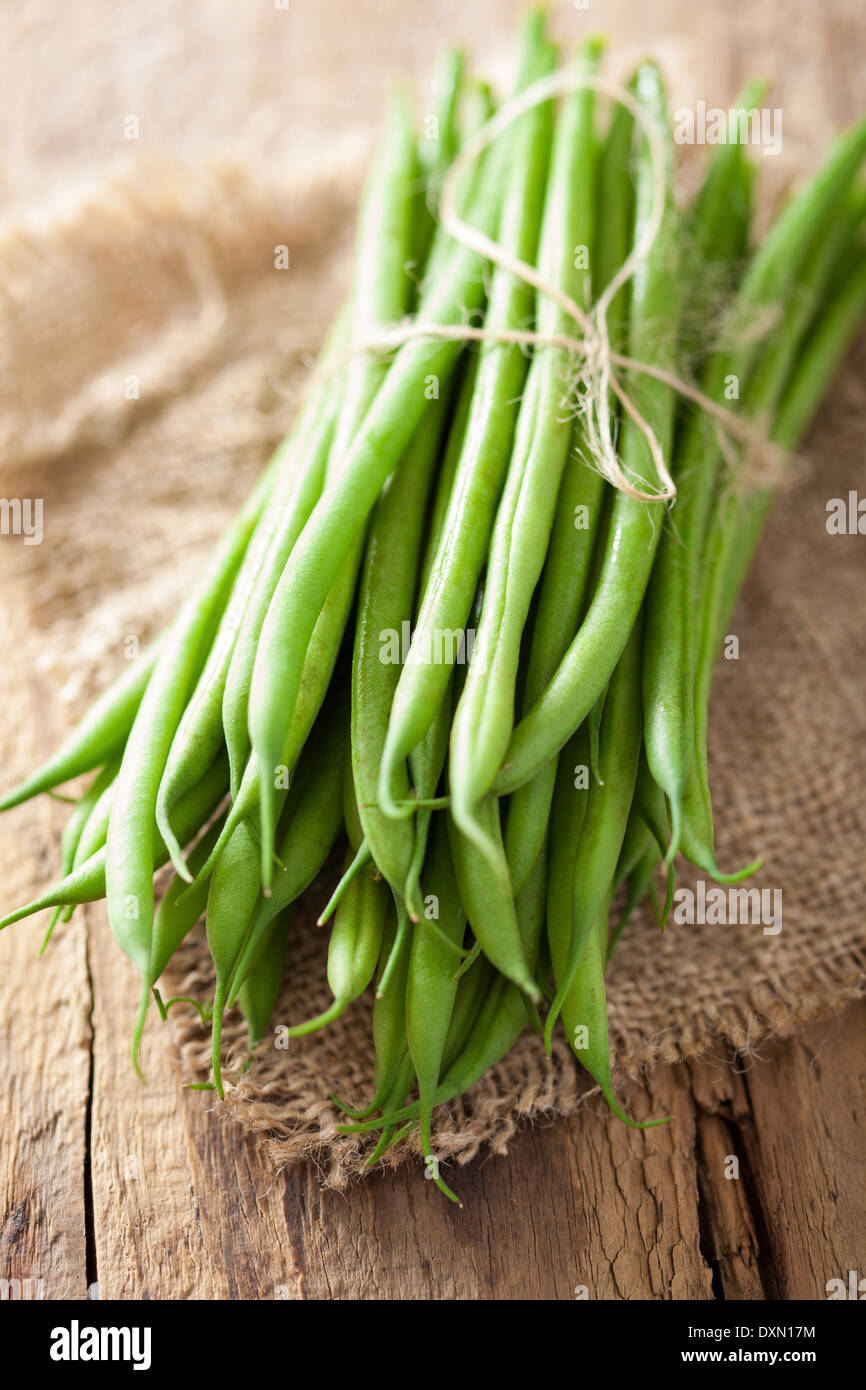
[
  {"left": 0, "top": 639, "right": 162, "bottom": 813},
  {"left": 0, "top": 755, "right": 227, "bottom": 932}
]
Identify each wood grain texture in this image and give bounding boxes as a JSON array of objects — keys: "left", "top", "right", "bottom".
[
  {"left": 727, "top": 1009, "right": 866, "bottom": 1299},
  {"left": 7, "top": 894, "right": 860, "bottom": 1301},
  {"left": 0, "top": 668, "right": 92, "bottom": 1303},
  {"left": 0, "top": 896, "right": 91, "bottom": 1302}
]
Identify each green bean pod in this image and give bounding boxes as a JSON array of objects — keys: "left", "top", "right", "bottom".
[
  {"left": 225, "top": 687, "right": 348, "bottom": 1006},
  {"left": 351, "top": 388, "right": 454, "bottom": 900},
  {"left": 679, "top": 78, "right": 764, "bottom": 357},
  {"left": 105, "top": 447, "right": 273, "bottom": 1072},
  {"left": 448, "top": 38, "right": 602, "bottom": 861},
  {"left": 558, "top": 898, "right": 664, "bottom": 1129},
  {"left": 402, "top": 362, "right": 477, "bottom": 920},
  {"left": 237, "top": 910, "right": 291, "bottom": 1050},
  {"left": 333, "top": 898, "right": 417, "bottom": 1121},
  {"left": 286, "top": 856, "right": 390, "bottom": 1038},
  {"left": 60, "top": 764, "right": 116, "bottom": 877},
  {"left": 687, "top": 251, "right": 866, "bottom": 866},
  {"left": 680, "top": 143, "right": 866, "bottom": 874},
  {"left": 545, "top": 727, "right": 590, "bottom": 957},
  {"left": 221, "top": 379, "right": 340, "bottom": 798},
  {"left": 596, "top": 95, "right": 637, "bottom": 352},
  {"left": 613, "top": 803, "right": 655, "bottom": 891},
  {"left": 43, "top": 760, "right": 120, "bottom": 942},
  {"left": 405, "top": 819, "right": 467, "bottom": 1200},
  {"left": 414, "top": 48, "right": 465, "bottom": 270},
  {"left": 252, "top": 90, "right": 418, "bottom": 890},
  {"left": 363, "top": 1049, "right": 418, "bottom": 1168},
  {"left": 503, "top": 431, "right": 608, "bottom": 894},
  {"left": 266, "top": 95, "right": 421, "bottom": 881},
  {"left": 44, "top": 783, "right": 112, "bottom": 933},
  {"left": 495, "top": 61, "right": 681, "bottom": 798},
  {"left": 155, "top": 433, "right": 317, "bottom": 878},
  {"left": 376, "top": 28, "right": 556, "bottom": 821},
  {"left": 608, "top": 841, "right": 661, "bottom": 965},
  {"left": 219, "top": 92, "right": 416, "bottom": 875},
  {"left": 503, "top": 99, "right": 635, "bottom": 894},
  {"left": 247, "top": 16, "right": 541, "bottom": 879},
  {"left": 641, "top": 91, "right": 759, "bottom": 863},
  {"left": 370, "top": 901, "right": 414, "bottom": 1108},
  {"left": 449, "top": 797, "right": 539, "bottom": 999},
  {"left": 331, "top": 86, "right": 417, "bottom": 467},
  {"left": 69, "top": 772, "right": 116, "bottom": 872},
  {"left": 544, "top": 623, "right": 642, "bottom": 1050},
  {"left": 149, "top": 816, "right": 226, "bottom": 989},
  {"left": 188, "top": 556, "right": 361, "bottom": 898},
  {"left": 340, "top": 848, "right": 546, "bottom": 1138},
  {"left": 646, "top": 103, "right": 864, "bottom": 873},
  {"left": 0, "top": 755, "right": 228, "bottom": 933},
  {"left": 206, "top": 816, "right": 267, "bottom": 1094},
  {"left": 634, "top": 746, "right": 672, "bottom": 859},
  {"left": 440, "top": 952, "right": 497, "bottom": 1073}
]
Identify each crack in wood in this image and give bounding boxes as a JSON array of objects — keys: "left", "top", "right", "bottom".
[
  {"left": 691, "top": 1070, "right": 766, "bottom": 1301},
  {"left": 83, "top": 917, "right": 99, "bottom": 1295}
]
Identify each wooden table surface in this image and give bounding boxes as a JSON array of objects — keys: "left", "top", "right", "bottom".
[{"left": 2, "top": 849, "right": 863, "bottom": 1301}]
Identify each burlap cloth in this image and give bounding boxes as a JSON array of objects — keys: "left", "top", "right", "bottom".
[{"left": 1, "top": 1, "right": 864, "bottom": 1186}]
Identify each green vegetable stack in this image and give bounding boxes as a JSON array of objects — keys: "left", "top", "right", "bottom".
[{"left": 2, "top": 9, "right": 865, "bottom": 1202}]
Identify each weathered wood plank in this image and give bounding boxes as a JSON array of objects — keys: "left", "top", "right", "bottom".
[
  {"left": 0, "top": 893, "right": 91, "bottom": 1301},
  {"left": 731, "top": 1009, "right": 866, "bottom": 1300},
  {"left": 9, "top": 877, "right": 866, "bottom": 1303},
  {"left": 0, "top": 679, "right": 91, "bottom": 1302},
  {"left": 688, "top": 1061, "right": 765, "bottom": 1300},
  {"left": 87, "top": 902, "right": 262, "bottom": 1300}
]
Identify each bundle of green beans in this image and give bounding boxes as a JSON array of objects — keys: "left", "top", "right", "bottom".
[{"left": 3, "top": 11, "right": 865, "bottom": 1202}]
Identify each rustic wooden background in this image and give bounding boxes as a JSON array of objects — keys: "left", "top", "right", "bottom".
[
  {"left": 2, "top": 0, "right": 865, "bottom": 1302},
  {"left": 2, "top": 864, "right": 864, "bottom": 1301}
]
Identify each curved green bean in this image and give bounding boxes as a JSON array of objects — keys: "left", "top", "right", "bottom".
[
  {"left": 495, "top": 62, "right": 680, "bottom": 798},
  {"left": 149, "top": 815, "right": 226, "bottom": 989},
  {"left": 0, "top": 755, "right": 227, "bottom": 932},
  {"left": 237, "top": 910, "right": 291, "bottom": 1050},
  {"left": 406, "top": 819, "right": 466, "bottom": 1200},
  {"left": 641, "top": 90, "right": 759, "bottom": 864},
  {"left": 225, "top": 685, "right": 347, "bottom": 1005},
  {"left": 448, "top": 38, "right": 602, "bottom": 872},
  {"left": 350, "top": 384, "right": 454, "bottom": 900},
  {"left": 544, "top": 623, "right": 642, "bottom": 1050},
  {"left": 106, "top": 461, "right": 271, "bottom": 1072},
  {"left": 559, "top": 897, "right": 666, "bottom": 1129}
]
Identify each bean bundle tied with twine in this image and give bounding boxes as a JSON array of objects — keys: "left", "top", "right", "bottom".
[{"left": 325, "top": 68, "right": 787, "bottom": 503}]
